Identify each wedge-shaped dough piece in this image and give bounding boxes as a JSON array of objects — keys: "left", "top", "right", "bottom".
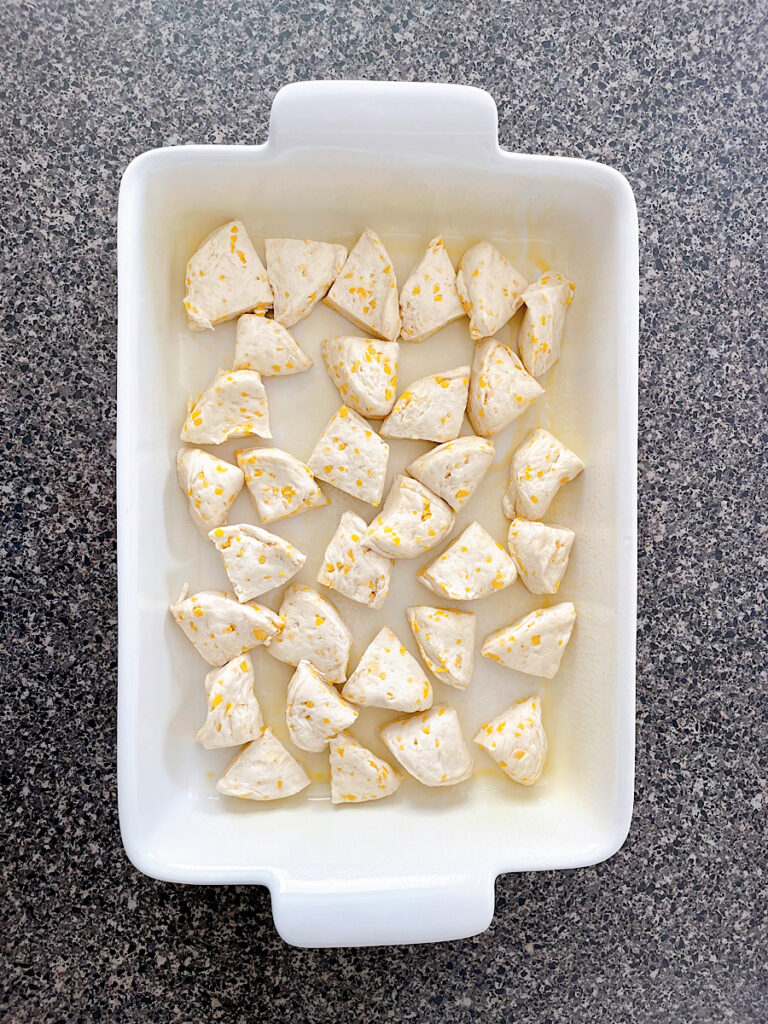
[
  {"left": 268, "top": 584, "right": 351, "bottom": 683},
  {"left": 180, "top": 368, "right": 271, "bottom": 444},
  {"left": 216, "top": 727, "right": 309, "bottom": 801},
  {"left": 380, "top": 705, "right": 472, "bottom": 787},
  {"left": 234, "top": 314, "right": 312, "bottom": 376},
  {"left": 176, "top": 447, "right": 244, "bottom": 536},
  {"left": 474, "top": 696, "right": 547, "bottom": 786},
  {"left": 184, "top": 220, "right": 273, "bottom": 331},
  {"left": 418, "top": 521, "right": 517, "bottom": 601},
  {"left": 399, "top": 236, "right": 465, "bottom": 343},
  {"left": 329, "top": 732, "right": 402, "bottom": 804},
  {"left": 316, "top": 511, "right": 393, "bottom": 610},
  {"left": 265, "top": 237, "right": 347, "bottom": 327},
  {"left": 306, "top": 406, "right": 389, "bottom": 506},
  {"left": 170, "top": 585, "right": 283, "bottom": 667},
  {"left": 322, "top": 336, "right": 399, "bottom": 418},
  {"left": 324, "top": 229, "right": 401, "bottom": 341},
  {"left": 518, "top": 272, "right": 575, "bottom": 378},
  {"left": 364, "top": 475, "right": 454, "bottom": 560},
  {"left": 507, "top": 518, "right": 575, "bottom": 595},
  {"left": 482, "top": 602, "right": 576, "bottom": 679},
  {"left": 407, "top": 436, "right": 494, "bottom": 512},
  {"left": 380, "top": 366, "right": 470, "bottom": 443},
  {"left": 468, "top": 338, "right": 544, "bottom": 437},
  {"left": 195, "top": 654, "right": 263, "bottom": 749},
  {"left": 342, "top": 628, "right": 432, "bottom": 712},
  {"left": 209, "top": 523, "right": 306, "bottom": 603},
  {"left": 407, "top": 606, "right": 476, "bottom": 690},
  {"left": 502, "top": 428, "right": 585, "bottom": 521},
  {"left": 285, "top": 660, "right": 358, "bottom": 752},
  {"left": 236, "top": 447, "right": 328, "bottom": 523},
  {"left": 456, "top": 242, "right": 528, "bottom": 341}
]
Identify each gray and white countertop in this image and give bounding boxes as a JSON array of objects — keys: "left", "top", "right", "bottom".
[{"left": 1, "top": 0, "right": 765, "bottom": 1020}]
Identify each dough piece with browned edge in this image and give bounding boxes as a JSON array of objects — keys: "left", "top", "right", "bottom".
[
  {"left": 406, "top": 436, "right": 494, "bottom": 512},
  {"left": 195, "top": 653, "right": 263, "bottom": 749},
  {"left": 176, "top": 447, "right": 244, "bottom": 537},
  {"left": 285, "top": 660, "right": 358, "bottom": 752},
  {"left": 518, "top": 272, "right": 575, "bottom": 378},
  {"left": 265, "top": 238, "right": 347, "bottom": 327},
  {"left": 455, "top": 242, "right": 527, "bottom": 341},
  {"left": 380, "top": 366, "right": 470, "bottom": 443},
  {"left": 474, "top": 696, "right": 547, "bottom": 786},
  {"left": 468, "top": 338, "right": 543, "bottom": 437},
  {"left": 329, "top": 732, "right": 402, "bottom": 804},
  {"left": 399, "top": 236, "right": 465, "bottom": 343},
  {"left": 406, "top": 606, "right": 475, "bottom": 690},
  {"left": 380, "top": 705, "right": 472, "bottom": 787},
  {"left": 418, "top": 521, "right": 517, "bottom": 601},
  {"left": 236, "top": 447, "right": 328, "bottom": 523},
  {"left": 317, "top": 511, "right": 393, "bottom": 610},
  {"left": 234, "top": 314, "right": 312, "bottom": 375},
  {"left": 502, "top": 428, "right": 584, "bottom": 521},
  {"left": 342, "top": 627, "right": 433, "bottom": 712},
  {"left": 209, "top": 524, "right": 306, "bottom": 603},
  {"left": 507, "top": 518, "right": 575, "bottom": 595},
  {"left": 180, "top": 369, "right": 271, "bottom": 444},
  {"left": 306, "top": 406, "right": 389, "bottom": 506},
  {"left": 267, "top": 584, "right": 351, "bottom": 684},
  {"left": 364, "top": 475, "right": 454, "bottom": 560},
  {"left": 322, "top": 336, "right": 399, "bottom": 418},
  {"left": 216, "top": 728, "right": 309, "bottom": 801},
  {"left": 325, "top": 229, "right": 401, "bottom": 341},
  {"left": 170, "top": 585, "right": 283, "bottom": 667},
  {"left": 481, "top": 602, "right": 576, "bottom": 679}
]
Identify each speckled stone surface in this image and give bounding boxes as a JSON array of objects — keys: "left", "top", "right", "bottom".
[{"left": 1, "top": 0, "right": 766, "bottom": 1020}]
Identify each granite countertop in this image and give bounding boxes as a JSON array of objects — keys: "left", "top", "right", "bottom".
[{"left": 2, "top": 0, "right": 765, "bottom": 1020}]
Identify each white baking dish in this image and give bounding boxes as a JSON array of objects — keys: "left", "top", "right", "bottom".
[{"left": 117, "top": 81, "right": 638, "bottom": 948}]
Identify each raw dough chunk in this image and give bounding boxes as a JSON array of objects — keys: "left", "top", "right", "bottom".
[
  {"left": 407, "top": 606, "right": 476, "bottom": 690},
  {"left": 418, "top": 521, "right": 517, "bottom": 601},
  {"left": 306, "top": 406, "right": 389, "bottom": 506},
  {"left": 380, "top": 705, "right": 473, "bottom": 787},
  {"left": 399, "top": 236, "right": 465, "bottom": 342},
  {"left": 474, "top": 696, "right": 547, "bottom": 786},
  {"left": 481, "top": 602, "right": 576, "bottom": 679},
  {"left": 176, "top": 447, "right": 244, "bottom": 536},
  {"left": 265, "top": 237, "right": 347, "bottom": 327},
  {"left": 455, "top": 242, "right": 528, "bottom": 340},
  {"left": 329, "top": 732, "right": 402, "bottom": 804},
  {"left": 170, "top": 585, "right": 283, "bottom": 667},
  {"left": 268, "top": 584, "right": 351, "bottom": 684},
  {"left": 507, "top": 518, "right": 575, "bottom": 595},
  {"left": 518, "top": 272, "right": 575, "bottom": 378},
  {"left": 364, "top": 475, "right": 454, "bottom": 560},
  {"left": 322, "top": 336, "right": 399, "bottom": 418},
  {"left": 234, "top": 314, "right": 312, "bottom": 376},
  {"left": 380, "top": 366, "right": 470, "bottom": 443},
  {"left": 216, "top": 727, "right": 309, "bottom": 801},
  {"left": 468, "top": 338, "right": 543, "bottom": 437},
  {"left": 209, "top": 523, "right": 306, "bottom": 602},
  {"left": 180, "top": 369, "right": 271, "bottom": 444},
  {"left": 285, "top": 660, "right": 358, "bottom": 752},
  {"left": 502, "top": 428, "right": 584, "bottom": 521},
  {"left": 195, "top": 654, "right": 263, "bottom": 749},
  {"left": 236, "top": 447, "right": 328, "bottom": 522},
  {"left": 184, "top": 220, "right": 273, "bottom": 331},
  {"left": 325, "top": 229, "right": 401, "bottom": 341},
  {"left": 316, "top": 511, "right": 393, "bottom": 610},
  {"left": 407, "top": 436, "right": 494, "bottom": 512},
  {"left": 342, "top": 627, "right": 433, "bottom": 712}
]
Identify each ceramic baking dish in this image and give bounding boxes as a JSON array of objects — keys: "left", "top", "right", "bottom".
[{"left": 117, "top": 80, "right": 638, "bottom": 948}]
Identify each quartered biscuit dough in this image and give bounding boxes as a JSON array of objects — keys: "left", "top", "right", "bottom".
[
  {"left": 380, "top": 366, "right": 470, "bottom": 443},
  {"left": 364, "top": 475, "right": 455, "bottom": 560},
  {"left": 418, "top": 521, "right": 517, "bottom": 601},
  {"left": 195, "top": 653, "right": 263, "bottom": 749},
  {"left": 170, "top": 585, "right": 283, "bottom": 667},
  {"left": 467, "top": 338, "right": 544, "bottom": 437},
  {"left": 481, "top": 601, "right": 576, "bottom": 679},
  {"left": 406, "top": 435, "right": 494, "bottom": 512},
  {"left": 236, "top": 447, "right": 328, "bottom": 523},
  {"left": 306, "top": 405, "right": 389, "bottom": 506},
  {"left": 342, "top": 627, "right": 433, "bottom": 712},
  {"left": 267, "top": 584, "right": 352, "bottom": 684},
  {"left": 321, "top": 336, "right": 399, "bottom": 419},
  {"left": 380, "top": 705, "right": 473, "bottom": 787},
  {"left": 407, "top": 606, "right": 476, "bottom": 690},
  {"left": 518, "top": 271, "right": 575, "bottom": 378},
  {"left": 209, "top": 523, "right": 306, "bottom": 603},
  {"left": 216, "top": 727, "right": 310, "bottom": 801},
  {"left": 399, "top": 236, "right": 465, "bottom": 343},
  {"left": 180, "top": 368, "right": 271, "bottom": 444},
  {"left": 507, "top": 518, "right": 575, "bottom": 595},
  {"left": 265, "top": 237, "right": 347, "bottom": 327},
  {"left": 324, "top": 228, "right": 401, "bottom": 341},
  {"left": 455, "top": 241, "right": 528, "bottom": 341},
  {"left": 316, "top": 510, "right": 393, "bottom": 610},
  {"left": 474, "top": 696, "right": 547, "bottom": 786},
  {"left": 502, "top": 428, "right": 584, "bottom": 521},
  {"left": 329, "top": 732, "right": 402, "bottom": 804},
  {"left": 285, "top": 660, "right": 358, "bottom": 752},
  {"left": 176, "top": 447, "right": 244, "bottom": 536},
  {"left": 234, "top": 313, "right": 312, "bottom": 376}
]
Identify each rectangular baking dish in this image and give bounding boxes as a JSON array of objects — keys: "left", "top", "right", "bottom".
[{"left": 117, "top": 80, "right": 638, "bottom": 948}]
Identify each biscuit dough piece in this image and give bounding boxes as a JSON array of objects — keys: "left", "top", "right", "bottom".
[
  {"left": 322, "top": 336, "right": 399, "bottom": 418},
  {"left": 180, "top": 369, "right": 271, "bottom": 444},
  {"left": 502, "top": 428, "right": 584, "bottom": 521},
  {"left": 406, "top": 436, "right": 494, "bottom": 512},
  {"left": 234, "top": 314, "right": 312, "bottom": 375},
  {"left": 473, "top": 696, "right": 547, "bottom": 785},
  {"left": 306, "top": 406, "right": 390, "bottom": 506},
  {"left": 325, "top": 229, "right": 401, "bottom": 341},
  {"left": 236, "top": 447, "right": 328, "bottom": 522},
  {"left": 406, "top": 606, "right": 476, "bottom": 690},
  {"left": 195, "top": 653, "right": 263, "bottom": 749},
  {"left": 329, "top": 732, "right": 402, "bottom": 803},
  {"left": 265, "top": 237, "right": 347, "bottom": 327},
  {"left": 380, "top": 705, "right": 473, "bottom": 787},
  {"left": 467, "top": 338, "right": 544, "bottom": 437},
  {"left": 380, "top": 366, "right": 470, "bottom": 443},
  {"left": 216, "top": 727, "right": 310, "bottom": 801},
  {"left": 342, "top": 627, "right": 433, "bottom": 712},
  {"left": 267, "top": 584, "right": 352, "bottom": 684},
  {"left": 364, "top": 475, "right": 455, "bottom": 560},
  {"left": 518, "top": 272, "right": 575, "bottom": 378},
  {"left": 170, "top": 585, "right": 283, "bottom": 667},
  {"left": 455, "top": 242, "right": 528, "bottom": 340},
  {"left": 481, "top": 602, "right": 576, "bottom": 679},
  {"left": 418, "top": 521, "right": 517, "bottom": 601},
  {"left": 399, "top": 236, "right": 465, "bottom": 342},
  {"left": 209, "top": 524, "right": 306, "bottom": 603},
  {"left": 316, "top": 511, "right": 393, "bottom": 610},
  {"left": 285, "top": 660, "right": 358, "bottom": 752},
  {"left": 507, "top": 518, "right": 575, "bottom": 595},
  {"left": 176, "top": 447, "right": 244, "bottom": 536}
]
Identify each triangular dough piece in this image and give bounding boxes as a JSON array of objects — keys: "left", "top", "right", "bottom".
[
  {"left": 364, "top": 475, "right": 454, "bottom": 560},
  {"left": 306, "top": 406, "right": 389, "bottom": 506},
  {"left": 324, "top": 229, "right": 401, "bottom": 341},
  {"left": 468, "top": 338, "right": 544, "bottom": 437},
  {"left": 342, "top": 627, "right": 433, "bottom": 712},
  {"left": 267, "top": 584, "right": 351, "bottom": 683},
  {"left": 234, "top": 313, "right": 312, "bottom": 375},
  {"left": 507, "top": 519, "right": 575, "bottom": 595},
  {"left": 474, "top": 696, "right": 547, "bottom": 785},
  {"left": 481, "top": 602, "right": 576, "bottom": 679},
  {"left": 176, "top": 447, "right": 244, "bottom": 536},
  {"left": 316, "top": 511, "right": 393, "bottom": 610},
  {"left": 518, "top": 272, "right": 575, "bottom": 378},
  {"left": 380, "top": 705, "right": 472, "bottom": 787},
  {"left": 209, "top": 523, "right": 306, "bottom": 602},
  {"left": 502, "top": 428, "right": 584, "bottom": 521},
  {"left": 236, "top": 447, "right": 328, "bottom": 523},
  {"left": 455, "top": 241, "right": 528, "bottom": 341},
  {"left": 407, "top": 436, "right": 494, "bottom": 512},
  {"left": 184, "top": 220, "right": 273, "bottom": 331},
  {"left": 285, "top": 660, "right": 358, "bottom": 752},
  {"left": 180, "top": 368, "right": 271, "bottom": 444},
  {"left": 265, "top": 238, "right": 347, "bottom": 327},
  {"left": 418, "top": 521, "right": 517, "bottom": 601},
  {"left": 170, "top": 585, "right": 283, "bottom": 666},
  {"left": 380, "top": 366, "right": 470, "bottom": 443},
  {"left": 329, "top": 732, "right": 402, "bottom": 803},
  {"left": 399, "top": 237, "right": 465, "bottom": 343},
  {"left": 406, "top": 606, "right": 476, "bottom": 690},
  {"left": 195, "top": 653, "right": 263, "bottom": 749},
  {"left": 322, "top": 336, "right": 399, "bottom": 418},
  {"left": 216, "top": 727, "right": 309, "bottom": 801}
]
